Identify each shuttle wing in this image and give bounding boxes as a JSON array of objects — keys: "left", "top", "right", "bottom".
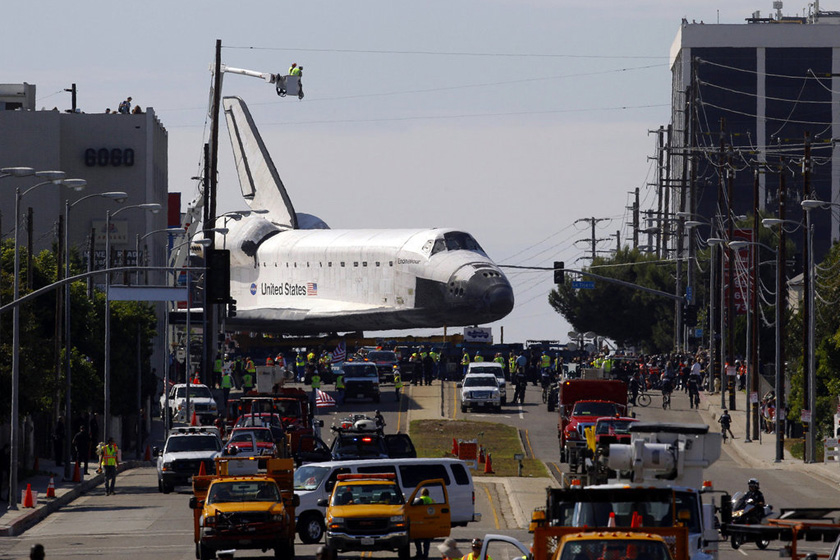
[{"left": 223, "top": 96, "right": 298, "bottom": 229}]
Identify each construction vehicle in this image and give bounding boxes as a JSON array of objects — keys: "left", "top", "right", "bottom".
[
  {"left": 317, "top": 473, "right": 451, "bottom": 560},
  {"left": 189, "top": 456, "right": 298, "bottom": 560},
  {"left": 581, "top": 416, "right": 638, "bottom": 485},
  {"left": 557, "top": 379, "right": 627, "bottom": 472},
  {"left": 479, "top": 525, "right": 689, "bottom": 560},
  {"left": 546, "top": 422, "right": 722, "bottom": 560}
]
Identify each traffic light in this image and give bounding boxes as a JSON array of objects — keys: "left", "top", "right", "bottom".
[
  {"left": 684, "top": 304, "right": 698, "bottom": 327},
  {"left": 554, "top": 261, "right": 565, "bottom": 284},
  {"left": 228, "top": 299, "right": 237, "bottom": 318},
  {"left": 205, "top": 249, "right": 231, "bottom": 303}
]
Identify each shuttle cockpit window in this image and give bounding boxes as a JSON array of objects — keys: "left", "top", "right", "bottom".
[{"left": 430, "top": 232, "right": 485, "bottom": 255}]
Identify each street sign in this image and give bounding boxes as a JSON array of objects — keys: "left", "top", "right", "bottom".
[
  {"left": 685, "top": 285, "right": 693, "bottom": 303},
  {"left": 694, "top": 328, "right": 703, "bottom": 338},
  {"left": 572, "top": 280, "right": 595, "bottom": 290}
]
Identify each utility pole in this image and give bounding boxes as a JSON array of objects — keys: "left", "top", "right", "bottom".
[
  {"left": 802, "top": 132, "right": 813, "bottom": 462},
  {"left": 628, "top": 188, "right": 640, "bottom": 249},
  {"left": 655, "top": 126, "right": 665, "bottom": 258},
  {"left": 727, "top": 154, "right": 736, "bottom": 411},
  {"left": 64, "top": 83, "right": 77, "bottom": 113},
  {"left": 574, "top": 217, "right": 610, "bottom": 261},
  {"left": 775, "top": 156, "right": 787, "bottom": 462}
]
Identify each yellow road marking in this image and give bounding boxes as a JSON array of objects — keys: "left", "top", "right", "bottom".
[
  {"left": 524, "top": 428, "right": 535, "bottom": 458},
  {"left": 482, "top": 484, "right": 501, "bottom": 530}
]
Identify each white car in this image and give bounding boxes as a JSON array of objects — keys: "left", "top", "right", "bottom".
[
  {"left": 155, "top": 427, "right": 222, "bottom": 493},
  {"left": 460, "top": 373, "right": 502, "bottom": 413},
  {"left": 465, "top": 362, "right": 506, "bottom": 404},
  {"left": 160, "top": 383, "right": 218, "bottom": 423}
]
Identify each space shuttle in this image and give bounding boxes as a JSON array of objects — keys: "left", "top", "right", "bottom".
[{"left": 201, "top": 96, "right": 514, "bottom": 334}]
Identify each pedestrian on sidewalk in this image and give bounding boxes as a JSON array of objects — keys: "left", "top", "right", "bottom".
[
  {"left": 72, "top": 424, "right": 90, "bottom": 474},
  {"left": 437, "top": 537, "right": 463, "bottom": 560}
]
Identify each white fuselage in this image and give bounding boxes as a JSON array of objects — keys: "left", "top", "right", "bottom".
[{"left": 213, "top": 220, "right": 514, "bottom": 333}]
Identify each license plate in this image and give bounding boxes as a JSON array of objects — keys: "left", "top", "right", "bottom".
[
  {"left": 357, "top": 393, "right": 366, "bottom": 399},
  {"left": 361, "top": 538, "right": 375, "bottom": 546}
]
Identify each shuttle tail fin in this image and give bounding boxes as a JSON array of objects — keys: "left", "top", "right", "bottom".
[{"left": 223, "top": 96, "right": 298, "bottom": 229}]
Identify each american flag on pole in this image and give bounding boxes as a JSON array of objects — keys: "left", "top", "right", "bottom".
[
  {"left": 315, "top": 389, "right": 336, "bottom": 408},
  {"left": 332, "top": 341, "right": 346, "bottom": 364}
]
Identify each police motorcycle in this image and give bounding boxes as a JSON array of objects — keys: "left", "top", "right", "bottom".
[{"left": 727, "top": 491, "right": 774, "bottom": 550}]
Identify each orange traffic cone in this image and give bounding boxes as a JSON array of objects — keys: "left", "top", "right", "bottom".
[
  {"left": 190, "top": 410, "right": 198, "bottom": 426},
  {"left": 23, "top": 484, "right": 34, "bottom": 508},
  {"left": 451, "top": 438, "right": 459, "bottom": 456},
  {"left": 478, "top": 446, "right": 485, "bottom": 464},
  {"left": 73, "top": 461, "right": 81, "bottom": 483},
  {"left": 46, "top": 476, "right": 56, "bottom": 498},
  {"left": 198, "top": 461, "right": 207, "bottom": 477},
  {"left": 484, "top": 452, "right": 494, "bottom": 474},
  {"left": 607, "top": 511, "right": 616, "bottom": 527},
  {"left": 144, "top": 445, "right": 152, "bottom": 462},
  {"left": 631, "top": 511, "right": 642, "bottom": 528}
]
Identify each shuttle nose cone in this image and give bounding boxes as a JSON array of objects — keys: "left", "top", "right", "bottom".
[{"left": 465, "top": 270, "right": 514, "bottom": 320}]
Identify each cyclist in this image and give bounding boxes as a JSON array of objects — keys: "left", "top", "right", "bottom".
[
  {"left": 686, "top": 367, "right": 701, "bottom": 409},
  {"left": 719, "top": 409, "right": 735, "bottom": 440},
  {"left": 628, "top": 372, "right": 641, "bottom": 406},
  {"left": 660, "top": 374, "right": 673, "bottom": 409}
]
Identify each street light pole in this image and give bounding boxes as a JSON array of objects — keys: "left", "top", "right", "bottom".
[
  {"left": 10, "top": 172, "right": 85, "bottom": 510},
  {"left": 64, "top": 191, "right": 127, "bottom": 480},
  {"left": 104, "top": 203, "right": 160, "bottom": 444}
]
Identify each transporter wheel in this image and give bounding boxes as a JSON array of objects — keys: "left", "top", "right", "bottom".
[
  {"left": 730, "top": 534, "right": 742, "bottom": 550},
  {"left": 298, "top": 512, "right": 325, "bottom": 544},
  {"left": 756, "top": 538, "right": 770, "bottom": 550}
]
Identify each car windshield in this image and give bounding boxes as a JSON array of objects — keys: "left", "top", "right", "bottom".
[
  {"left": 572, "top": 402, "right": 618, "bottom": 417},
  {"left": 175, "top": 386, "right": 213, "bottom": 399},
  {"left": 331, "top": 483, "right": 404, "bottom": 506},
  {"left": 558, "top": 540, "right": 670, "bottom": 560},
  {"left": 464, "top": 375, "right": 497, "bottom": 388},
  {"left": 343, "top": 365, "right": 378, "bottom": 378},
  {"left": 165, "top": 435, "right": 221, "bottom": 453},
  {"left": 333, "top": 435, "right": 388, "bottom": 457},
  {"left": 294, "top": 465, "right": 331, "bottom": 490},
  {"left": 470, "top": 366, "right": 502, "bottom": 376},
  {"left": 235, "top": 429, "right": 273, "bottom": 443},
  {"left": 207, "top": 480, "right": 280, "bottom": 504},
  {"left": 596, "top": 420, "right": 636, "bottom": 435},
  {"left": 236, "top": 414, "right": 283, "bottom": 428},
  {"left": 368, "top": 351, "right": 397, "bottom": 362}
]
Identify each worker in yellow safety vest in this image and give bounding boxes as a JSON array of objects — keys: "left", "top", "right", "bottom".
[
  {"left": 334, "top": 372, "right": 345, "bottom": 404},
  {"left": 463, "top": 539, "right": 492, "bottom": 560},
  {"left": 289, "top": 63, "right": 301, "bottom": 76},
  {"left": 461, "top": 352, "right": 470, "bottom": 378},
  {"left": 307, "top": 350, "right": 316, "bottom": 365},
  {"left": 213, "top": 354, "right": 223, "bottom": 388},
  {"left": 508, "top": 352, "right": 517, "bottom": 377},
  {"left": 394, "top": 370, "right": 404, "bottom": 401},
  {"left": 474, "top": 353, "right": 484, "bottom": 362},
  {"left": 296, "top": 352, "right": 306, "bottom": 382},
  {"left": 101, "top": 437, "right": 120, "bottom": 495}
]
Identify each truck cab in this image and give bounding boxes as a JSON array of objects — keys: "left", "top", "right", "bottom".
[{"left": 318, "top": 473, "right": 450, "bottom": 560}]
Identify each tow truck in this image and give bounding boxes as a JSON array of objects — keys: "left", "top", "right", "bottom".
[
  {"left": 544, "top": 422, "right": 722, "bottom": 560},
  {"left": 318, "top": 473, "right": 450, "bottom": 560}
]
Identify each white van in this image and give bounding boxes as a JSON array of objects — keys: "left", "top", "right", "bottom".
[{"left": 293, "top": 457, "right": 480, "bottom": 544}]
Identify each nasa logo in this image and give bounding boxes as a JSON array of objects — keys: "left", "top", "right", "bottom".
[{"left": 250, "top": 283, "right": 257, "bottom": 295}]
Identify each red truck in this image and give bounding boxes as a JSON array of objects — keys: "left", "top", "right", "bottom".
[{"left": 557, "top": 379, "right": 627, "bottom": 473}]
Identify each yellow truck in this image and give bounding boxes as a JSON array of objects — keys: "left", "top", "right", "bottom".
[
  {"left": 318, "top": 473, "right": 451, "bottom": 560},
  {"left": 480, "top": 526, "right": 688, "bottom": 560},
  {"left": 190, "top": 456, "right": 298, "bottom": 560}
]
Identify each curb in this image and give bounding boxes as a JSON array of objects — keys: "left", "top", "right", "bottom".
[{"left": 0, "top": 460, "right": 148, "bottom": 537}]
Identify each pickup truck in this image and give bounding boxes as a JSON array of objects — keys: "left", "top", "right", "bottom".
[
  {"left": 161, "top": 383, "right": 218, "bottom": 424},
  {"left": 155, "top": 426, "right": 221, "bottom": 493},
  {"left": 318, "top": 473, "right": 450, "bottom": 560},
  {"left": 190, "top": 456, "right": 298, "bottom": 560}
]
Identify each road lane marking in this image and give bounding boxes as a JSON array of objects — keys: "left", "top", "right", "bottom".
[
  {"left": 482, "top": 484, "right": 501, "bottom": 529},
  {"left": 519, "top": 403, "right": 524, "bottom": 419},
  {"left": 524, "top": 428, "right": 535, "bottom": 458}
]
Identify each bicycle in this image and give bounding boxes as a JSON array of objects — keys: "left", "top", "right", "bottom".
[
  {"left": 661, "top": 390, "right": 672, "bottom": 410},
  {"left": 630, "top": 390, "right": 651, "bottom": 407},
  {"left": 721, "top": 424, "right": 728, "bottom": 444}
]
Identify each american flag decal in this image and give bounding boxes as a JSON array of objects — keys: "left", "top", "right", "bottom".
[
  {"left": 315, "top": 389, "right": 336, "bottom": 408},
  {"left": 307, "top": 282, "right": 318, "bottom": 296},
  {"left": 332, "top": 341, "right": 346, "bottom": 363}
]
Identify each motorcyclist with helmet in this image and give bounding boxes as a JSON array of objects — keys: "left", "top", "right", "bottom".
[{"left": 745, "top": 478, "right": 765, "bottom": 512}]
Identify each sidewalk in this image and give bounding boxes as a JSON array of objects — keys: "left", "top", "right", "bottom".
[
  {"left": 0, "top": 417, "right": 168, "bottom": 537},
  {"left": 697, "top": 389, "right": 840, "bottom": 486}
]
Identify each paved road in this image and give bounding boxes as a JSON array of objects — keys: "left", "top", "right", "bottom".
[{"left": 2, "top": 379, "right": 839, "bottom": 560}]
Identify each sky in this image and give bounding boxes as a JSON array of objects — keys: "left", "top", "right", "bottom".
[{"left": 4, "top": 0, "right": 788, "bottom": 345}]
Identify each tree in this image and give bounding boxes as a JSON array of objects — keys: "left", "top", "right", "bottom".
[{"left": 548, "top": 248, "right": 676, "bottom": 353}]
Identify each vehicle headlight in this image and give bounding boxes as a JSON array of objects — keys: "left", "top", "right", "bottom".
[
  {"left": 271, "top": 513, "right": 286, "bottom": 522},
  {"left": 202, "top": 515, "right": 214, "bottom": 526},
  {"left": 390, "top": 515, "right": 405, "bottom": 523},
  {"left": 162, "top": 461, "right": 173, "bottom": 470},
  {"left": 328, "top": 517, "right": 344, "bottom": 529},
  {"left": 463, "top": 392, "right": 471, "bottom": 399},
  {"left": 210, "top": 404, "right": 217, "bottom": 411}
]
